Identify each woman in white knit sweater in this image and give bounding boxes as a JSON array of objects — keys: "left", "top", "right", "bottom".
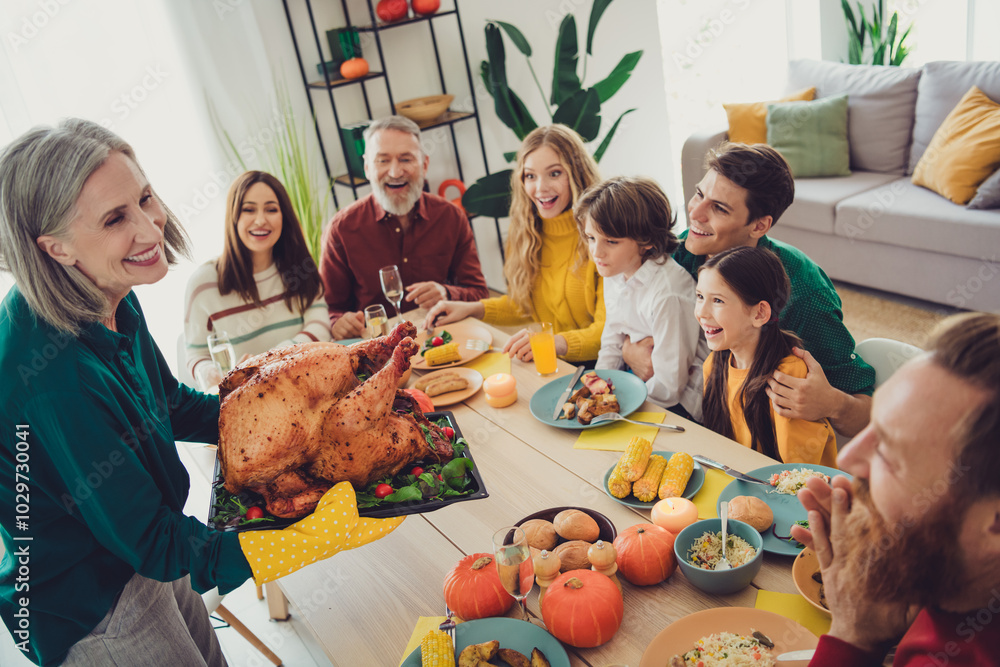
[{"left": 183, "top": 171, "right": 331, "bottom": 387}]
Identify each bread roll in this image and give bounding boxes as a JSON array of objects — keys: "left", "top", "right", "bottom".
[
  {"left": 521, "top": 519, "right": 559, "bottom": 550},
  {"left": 552, "top": 540, "right": 592, "bottom": 572},
  {"left": 553, "top": 509, "right": 601, "bottom": 542},
  {"left": 728, "top": 495, "right": 774, "bottom": 532}
]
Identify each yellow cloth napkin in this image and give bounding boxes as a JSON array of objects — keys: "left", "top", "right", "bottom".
[
  {"left": 755, "top": 589, "right": 832, "bottom": 637},
  {"left": 573, "top": 412, "right": 666, "bottom": 451},
  {"left": 692, "top": 468, "right": 735, "bottom": 518},
  {"left": 463, "top": 352, "right": 510, "bottom": 378},
  {"left": 399, "top": 616, "right": 462, "bottom": 665}
]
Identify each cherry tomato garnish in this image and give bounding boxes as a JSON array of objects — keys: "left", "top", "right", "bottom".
[
  {"left": 374, "top": 483, "right": 393, "bottom": 499},
  {"left": 431, "top": 336, "right": 444, "bottom": 347},
  {"left": 442, "top": 426, "right": 455, "bottom": 440},
  {"left": 437, "top": 474, "right": 444, "bottom": 481},
  {"left": 411, "top": 466, "right": 424, "bottom": 477},
  {"left": 245, "top": 506, "right": 264, "bottom": 520}
]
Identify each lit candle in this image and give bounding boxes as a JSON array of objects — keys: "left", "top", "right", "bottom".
[
  {"left": 651, "top": 497, "right": 698, "bottom": 534},
  {"left": 483, "top": 373, "right": 517, "bottom": 408}
]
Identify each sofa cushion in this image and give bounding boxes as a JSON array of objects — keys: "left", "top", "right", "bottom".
[
  {"left": 908, "top": 60, "right": 1000, "bottom": 173},
  {"left": 724, "top": 87, "right": 816, "bottom": 144},
  {"left": 779, "top": 172, "right": 899, "bottom": 235},
  {"left": 767, "top": 95, "right": 850, "bottom": 178},
  {"left": 834, "top": 177, "right": 1000, "bottom": 260},
  {"left": 787, "top": 60, "right": 921, "bottom": 174},
  {"left": 911, "top": 86, "right": 1000, "bottom": 205},
  {"left": 968, "top": 169, "right": 1000, "bottom": 210}
]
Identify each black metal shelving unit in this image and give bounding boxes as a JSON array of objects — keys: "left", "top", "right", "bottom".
[{"left": 281, "top": 0, "right": 504, "bottom": 261}]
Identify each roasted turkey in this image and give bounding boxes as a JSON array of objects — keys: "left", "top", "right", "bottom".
[{"left": 217, "top": 321, "right": 454, "bottom": 518}]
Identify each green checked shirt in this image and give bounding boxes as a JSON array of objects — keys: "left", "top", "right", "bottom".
[
  {"left": 0, "top": 288, "right": 252, "bottom": 666},
  {"left": 674, "top": 233, "right": 876, "bottom": 397}
]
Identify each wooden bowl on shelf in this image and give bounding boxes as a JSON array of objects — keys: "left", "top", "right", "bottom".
[{"left": 394, "top": 94, "right": 454, "bottom": 124}]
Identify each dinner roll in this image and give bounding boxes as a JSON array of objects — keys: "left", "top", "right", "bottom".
[{"left": 728, "top": 496, "right": 773, "bottom": 532}]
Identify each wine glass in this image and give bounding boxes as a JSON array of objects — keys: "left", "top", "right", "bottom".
[
  {"left": 492, "top": 526, "right": 535, "bottom": 623},
  {"left": 379, "top": 264, "right": 404, "bottom": 319},
  {"left": 364, "top": 304, "right": 389, "bottom": 339},
  {"left": 207, "top": 331, "right": 236, "bottom": 375}
]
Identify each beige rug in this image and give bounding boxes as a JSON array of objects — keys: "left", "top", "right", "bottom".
[{"left": 836, "top": 282, "right": 952, "bottom": 348}]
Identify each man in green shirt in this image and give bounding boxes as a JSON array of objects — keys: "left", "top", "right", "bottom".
[{"left": 624, "top": 143, "right": 875, "bottom": 436}]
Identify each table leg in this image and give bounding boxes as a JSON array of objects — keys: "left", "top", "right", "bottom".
[{"left": 264, "top": 581, "right": 289, "bottom": 621}]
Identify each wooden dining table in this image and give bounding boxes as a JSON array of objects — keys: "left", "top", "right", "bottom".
[{"left": 207, "top": 316, "right": 812, "bottom": 667}]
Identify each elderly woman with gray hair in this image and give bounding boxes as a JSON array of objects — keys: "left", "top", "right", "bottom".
[{"left": 0, "top": 119, "right": 401, "bottom": 666}]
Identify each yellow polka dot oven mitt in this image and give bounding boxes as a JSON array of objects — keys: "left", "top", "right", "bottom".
[{"left": 237, "top": 481, "right": 405, "bottom": 584}]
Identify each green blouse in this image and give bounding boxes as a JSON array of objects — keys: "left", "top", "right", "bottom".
[{"left": 0, "top": 288, "right": 252, "bottom": 666}]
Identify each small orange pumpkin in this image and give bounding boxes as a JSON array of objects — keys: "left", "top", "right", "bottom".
[
  {"left": 340, "top": 57, "right": 369, "bottom": 79},
  {"left": 442, "top": 553, "right": 515, "bottom": 620},
  {"left": 613, "top": 523, "right": 677, "bottom": 586},
  {"left": 541, "top": 569, "right": 623, "bottom": 647}
]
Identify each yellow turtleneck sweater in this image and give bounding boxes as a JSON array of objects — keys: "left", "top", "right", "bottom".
[{"left": 480, "top": 209, "right": 605, "bottom": 362}]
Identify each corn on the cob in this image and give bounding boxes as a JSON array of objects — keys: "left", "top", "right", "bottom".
[
  {"left": 607, "top": 460, "right": 632, "bottom": 499},
  {"left": 425, "top": 342, "right": 461, "bottom": 366},
  {"left": 658, "top": 452, "right": 695, "bottom": 499},
  {"left": 619, "top": 436, "right": 653, "bottom": 481},
  {"left": 420, "top": 629, "right": 455, "bottom": 667},
  {"left": 633, "top": 454, "right": 668, "bottom": 502}
]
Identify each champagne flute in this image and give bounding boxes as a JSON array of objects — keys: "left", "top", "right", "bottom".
[
  {"left": 364, "top": 304, "right": 389, "bottom": 339},
  {"left": 207, "top": 331, "right": 236, "bottom": 375},
  {"left": 379, "top": 264, "right": 404, "bottom": 319},
  {"left": 492, "top": 526, "right": 535, "bottom": 623}
]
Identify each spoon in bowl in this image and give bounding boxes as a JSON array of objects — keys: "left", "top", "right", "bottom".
[{"left": 716, "top": 501, "right": 732, "bottom": 571}]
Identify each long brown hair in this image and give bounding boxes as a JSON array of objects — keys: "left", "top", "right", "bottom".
[
  {"left": 216, "top": 171, "right": 322, "bottom": 315},
  {"left": 505, "top": 125, "right": 601, "bottom": 316},
  {"left": 699, "top": 246, "right": 801, "bottom": 461}
]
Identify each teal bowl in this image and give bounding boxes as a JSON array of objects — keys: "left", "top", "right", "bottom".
[{"left": 674, "top": 518, "right": 764, "bottom": 595}]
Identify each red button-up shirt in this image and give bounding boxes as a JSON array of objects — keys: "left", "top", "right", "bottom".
[{"left": 319, "top": 192, "right": 489, "bottom": 325}]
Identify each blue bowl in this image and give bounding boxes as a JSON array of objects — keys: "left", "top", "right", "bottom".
[{"left": 674, "top": 518, "right": 764, "bottom": 595}]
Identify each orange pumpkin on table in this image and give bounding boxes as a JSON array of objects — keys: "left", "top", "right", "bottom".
[
  {"left": 340, "top": 57, "right": 369, "bottom": 79},
  {"left": 442, "top": 553, "right": 515, "bottom": 620},
  {"left": 613, "top": 523, "right": 677, "bottom": 586},
  {"left": 541, "top": 569, "right": 623, "bottom": 647}
]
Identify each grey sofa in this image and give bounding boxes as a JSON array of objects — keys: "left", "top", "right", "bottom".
[{"left": 682, "top": 59, "right": 1000, "bottom": 313}]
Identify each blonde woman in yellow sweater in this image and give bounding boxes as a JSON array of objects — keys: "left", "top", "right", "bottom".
[{"left": 422, "top": 125, "right": 605, "bottom": 363}]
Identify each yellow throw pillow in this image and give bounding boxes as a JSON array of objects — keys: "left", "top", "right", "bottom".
[
  {"left": 724, "top": 87, "right": 816, "bottom": 144},
  {"left": 912, "top": 86, "right": 1000, "bottom": 205}
]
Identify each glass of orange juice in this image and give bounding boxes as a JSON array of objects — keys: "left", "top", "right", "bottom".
[{"left": 529, "top": 321, "right": 558, "bottom": 376}]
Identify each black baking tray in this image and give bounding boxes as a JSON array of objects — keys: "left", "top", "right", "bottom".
[{"left": 209, "top": 411, "right": 488, "bottom": 531}]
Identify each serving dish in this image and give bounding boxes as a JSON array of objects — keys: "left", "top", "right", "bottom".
[
  {"left": 401, "top": 616, "right": 570, "bottom": 667},
  {"left": 601, "top": 451, "right": 705, "bottom": 508},
  {"left": 514, "top": 505, "right": 617, "bottom": 546},
  {"left": 528, "top": 369, "right": 648, "bottom": 430},
  {"left": 209, "top": 411, "right": 488, "bottom": 531},
  {"left": 673, "top": 518, "right": 764, "bottom": 595},
  {"left": 638, "top": 608, "right": 818, "bottom": 667},
  {"left": 411, "top": 320, "right": 492, "bottom": 370}
]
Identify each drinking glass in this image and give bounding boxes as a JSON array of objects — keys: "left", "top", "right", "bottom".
[
  {"left": 492, "top": 526, "right": 535, "bottom": 623},
  {"left": 528, "top": 322, "right": 558, "bottom": 376},
  {"left": 364, "top": 304, "right": 389, "bottom": 339},
  {"left": 207, "top": 331, "right": 236, "bottom": 375},
  {"left": 379, "top": 265, "right": 404, "bottom": 319}
]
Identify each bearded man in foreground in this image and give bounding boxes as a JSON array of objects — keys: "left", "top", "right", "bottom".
[{"left": 792, "top": 312, "right": 1000, "bottom": 665}]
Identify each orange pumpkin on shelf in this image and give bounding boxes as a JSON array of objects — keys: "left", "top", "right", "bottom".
[
  {"left": 613, "top": 523, "right": 677, "bottom": 586},
  {"left": 442, "top": 553, "right": 515, "bottom": 620},
  {"left": 541, "top": 569, "right": 623, "bottom": 648},
  {"left": 411, "top": 0, "right": 440, "bottom": 15},
  {"left": 340, "top": 57, "right": 369, "bottom": 79}
]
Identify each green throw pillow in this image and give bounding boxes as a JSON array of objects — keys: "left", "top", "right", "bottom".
[{"left": 766, "top": 94, "right": 851, "bottom": 178}]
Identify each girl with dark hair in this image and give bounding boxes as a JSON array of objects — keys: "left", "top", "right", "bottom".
[
  {"left": 696, "top": 246, "right": 836, "bottom": 465},
  {"left": 183, "top": 171, "right": 330, "bottom": 387}
]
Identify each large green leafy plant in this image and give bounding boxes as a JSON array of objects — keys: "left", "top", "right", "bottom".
[
  {"left": 842, "top": 0, "right": 911, "bottom": 66},
  {"left": 462, "top": 0, "right": 642, "bottom": 218}
]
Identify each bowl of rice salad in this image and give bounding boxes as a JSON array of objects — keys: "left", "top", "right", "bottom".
[{"left": 674, "top": 518, "right": 764, "bottom": 595}]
